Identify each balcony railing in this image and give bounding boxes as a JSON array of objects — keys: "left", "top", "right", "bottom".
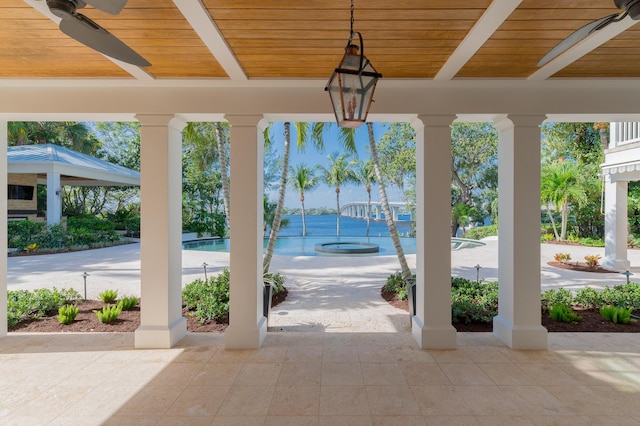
[{"left": 611, "top": 122, "right": 640, "bottom": 148}]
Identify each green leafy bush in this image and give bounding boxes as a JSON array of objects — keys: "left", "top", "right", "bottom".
[
  {"left": 549, "top": 304, "right": 582, "bottom": 324},
  {"left": 117, "top": 296, "right": 138, "bottom": 311},
  {"left": 464, "top": 224, "right": 497, "bottom": 240},
  {"left": 8, "top": 216, "right": 123, "bottom": 253},
  {"left": 451, "top": 278, "right": 498, "bottom": 324},
  {"left": 384, "top": 272, "right": 409, "bottom": 300},
  {"left": 7, "top": 287, "right": 82, "bottom": 327},
  {"left": 98, "top": 289, "right": 118, "bottom": 304},
  {"left": 93, "top": 305, "right": 122, "bottom": 323},
  {"left": 263, "top": 272, "right": 286, "bottom": 296},
  {"left": 182, "top": 269, "right": 231, "bottom": 323},
  {"left": 574, "top": 287, "right": 601, "bottom": 309},
  {"left": 577, "top": 237, "right": 604, "bottom": 247},
  {"left": 599, "top": 305, "right": 636, "bottom": 324},
  {"left": 541, "top": 288, "right": 573, "bottom": 312},
  {"left": 58, "top": 305, "right": 79, "bottom": 325}
]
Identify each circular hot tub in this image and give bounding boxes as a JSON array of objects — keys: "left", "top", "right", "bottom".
[{"left": 314, "top": 241, "right": 380, "bottom": 255}]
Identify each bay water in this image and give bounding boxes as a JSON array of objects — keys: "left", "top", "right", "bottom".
[{"left": 276, "top": 214, "right": 413, "bottom": 237}]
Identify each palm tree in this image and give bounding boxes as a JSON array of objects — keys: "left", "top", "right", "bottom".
[
  {"left": 354, "top": 160, "right": 376, "bottom": 237},
  {"left": 290, "top": 164, "right": 318, "bottom": 236},
  {"left": 366, "top": 122, "right": 412, "bottom": 283},
  {"left": 541, "top": 160, "right": 588, "bottom": 241},
  {"left": 318, "top": 152, "right": 357, "bottom": 236},
  {"left": 263, "top": 122, "right": 325, "bottom": 272}
]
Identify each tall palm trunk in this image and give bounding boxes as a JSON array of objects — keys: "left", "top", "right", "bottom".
[
  {"left": 300, "top": 193, "right": 307, "bottom": 236},
  {"left": 214, "top": 123, "right": 231, "bottom": 232},
  {"left": 366, "top": 184, "right": 371, "bottom": 237},
  {"left": 560, "top": 199, "right": 569, "bottom": 241},
  {"left": 367, "top": 123, "right": 412, "bottom": 283},
  {"left": 545, "top": 205, "right": 560, "bottom": 241},
  {"left": 335, "top": 187, "right": 341, "bottom": 236},
  {"left": 263, "top": 123, "right": 290, "bottom": 272}
]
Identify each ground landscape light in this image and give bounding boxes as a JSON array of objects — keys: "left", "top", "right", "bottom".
[{"left": 325, "top": 0, "right": 382, "bottom": 128}]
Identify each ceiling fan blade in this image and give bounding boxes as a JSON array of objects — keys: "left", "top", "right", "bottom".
[
  {"left": 83, "top": 0, "right": 128, "bottom": 15},
  {"left": 59, "top": 13, "right": 150, "bottom": 66},
  {"left": 537, "top": 14, "right": 619, "bottom": 67}
]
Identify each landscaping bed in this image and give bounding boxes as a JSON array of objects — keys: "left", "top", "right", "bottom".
[
  {"left": 9, "top": 289, "right": 287, "bottom": 333},
  {"left": 383, "top": 294, "right": 640, "bottom": 333}
]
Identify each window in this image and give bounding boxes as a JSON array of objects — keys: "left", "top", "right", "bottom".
[{"left": 8, "top": 184, "right": 34, "bottom": 200}]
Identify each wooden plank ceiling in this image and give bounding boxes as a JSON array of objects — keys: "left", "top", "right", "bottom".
[{"left": 0, "top": 0, "right": 638, "bottom": 80}]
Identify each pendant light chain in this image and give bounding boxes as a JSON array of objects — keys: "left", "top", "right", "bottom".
[{"left": 350, "top": 0, "right": 354, "bottom": 35}]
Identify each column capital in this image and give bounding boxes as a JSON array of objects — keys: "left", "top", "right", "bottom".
[
  {"left": 224, "top": 114, "right": 265, "bottom": 129},
  {"left": 413, "top": 114, "right": 457, "bottom": 129},
  {"left": 493, "top": 114, "right": 546, "bottom": 131},
  {"left": 135, "top": 113, "right": 186, "bottom": 131}
]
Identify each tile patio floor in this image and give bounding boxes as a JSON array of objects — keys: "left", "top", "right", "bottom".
[
  {"left": 1, "top": 331, "right": 640, "bottom": 425},
  {"left": 3, "top": 241, "right": 640, "bottom": 424}
]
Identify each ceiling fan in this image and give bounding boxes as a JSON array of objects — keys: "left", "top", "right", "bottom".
[
  {"left": 537, "top": 0, "right": 640, "bottom": 67},
  {"left": 42, "top": 0, "right": 150, "bottom": 67}
]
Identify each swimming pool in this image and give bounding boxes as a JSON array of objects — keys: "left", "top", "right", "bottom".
[{"left": 182, "top": 236, "right": 484, "bottom": 257}]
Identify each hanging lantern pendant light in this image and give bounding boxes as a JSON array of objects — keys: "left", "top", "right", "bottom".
[{"left": 325, "top": 0, "right": 382, "bottom": 128}]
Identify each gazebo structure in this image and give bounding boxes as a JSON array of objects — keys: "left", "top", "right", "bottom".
[
  {"left": 2, "top": 2, "right": 640, "bottom": 351},
  {"left": 7, "top": 144, "right": 140, "bottom": 225}
]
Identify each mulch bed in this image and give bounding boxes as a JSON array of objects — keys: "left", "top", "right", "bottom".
[
  {"left": 547, "top": 261, "right": 617, "bottom": 273},
  {"left": 381, "top": 287, "right": 640, "bottom": 333},
  {"left": 9, "top": 288, "right": 288, "bottom": 333}
]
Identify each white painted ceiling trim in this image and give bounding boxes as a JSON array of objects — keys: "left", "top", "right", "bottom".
[
  {"left": 435, "top": 0, "right": 522, "bottom": 81},
  {"left": 172, "top": 0, "right": 247, "bottom": 81}
]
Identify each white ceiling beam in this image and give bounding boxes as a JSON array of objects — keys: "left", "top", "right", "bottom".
[
  {"left": 529, "top": 15, "right": 639, "bottom": 81},
  {"left": 172, "top": 0, "right": 247, "bottom": 80},
  {"left": 435, "top": 0, "right": 522, "bottom": 81},
  {"left": 22, "top": 0, "right": 154, "bottom": 80}
]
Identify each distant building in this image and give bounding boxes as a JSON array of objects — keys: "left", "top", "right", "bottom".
[{"left": 7, "top": 144, "right": 140, "bottom": 225}]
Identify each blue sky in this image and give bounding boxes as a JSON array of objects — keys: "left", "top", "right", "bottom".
[{"left": 265, "top": 122, "right": 406, "bottom": 209}]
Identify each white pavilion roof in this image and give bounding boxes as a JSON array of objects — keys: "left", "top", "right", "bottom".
[{"left": 7, "top": 144, "right": 140, "bottom": 187}]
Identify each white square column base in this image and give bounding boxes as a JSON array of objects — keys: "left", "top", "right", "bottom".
[
  {"left": 412, "top": 316, "right": 457, "bottom": 349},
  {"left": 493, "top": 315, "right": 547, "bottom": 350},
  {"left": 224, "top": 316, "right": 267, "bottom": 349},
  {"left": 135, "top": 317, "right": 187, "bottom": 349}
]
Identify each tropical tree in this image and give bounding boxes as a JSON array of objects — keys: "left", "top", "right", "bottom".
[
  {"left": 290, "top": 164, "right": 318, "bottom": 236},
  {"left": 182, "top": 122, "right": 231, "bottom": 232},
  {"left": 541, "top": 160, "right": 588, "bottom": 241},
  {"left": 366, "top": 123, "right": 412, "bottom": 283},
  {"left": 263, "top": 122, "right": 322, "bottom": 272},
  {"left": 263, "top": 195, "right": 289, "bottom": 237},
  {"left": 541, "top": 122, "right": 605, "bottom": 239},
  {"left": 317, "top": 152, "right": 357, "bottom": 236},
  {"left": 353, "top": 160, "right": 376, "bottom": 237},
  {"left": 450, "top": 122, "right": 498, "bottom": 236}
]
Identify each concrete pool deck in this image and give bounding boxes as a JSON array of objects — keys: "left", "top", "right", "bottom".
[{"left": 7, "top": 237, "right": 640, "bottom": 333}]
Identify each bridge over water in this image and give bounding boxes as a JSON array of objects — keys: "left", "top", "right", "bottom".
[{"left": 340, "top": 201, "right": 412, "bottom": 221}]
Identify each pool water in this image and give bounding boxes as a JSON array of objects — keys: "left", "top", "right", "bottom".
[{"left": 183, "top": 236, "right": 483, "bottom": 257}]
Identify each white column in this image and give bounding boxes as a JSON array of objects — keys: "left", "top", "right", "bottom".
[
  {"left": 134, "top": 114, "right": 187, "bottom": 349},
  {"left": 224, "top": 114, "right": 266, "bottom": 349},
  {"left": 603, "top": 175, "right": 630, "bottom": 270},
  {"left": 412, "top": 114, "right": 457, "bottom": 349},
  {"left": 493, "top": 115, "right": 548, "bottom": 350},
  {"left": 46, "top": 171, "right": 62, "bottom": 226},
  {"left": 0, "top": 120, "right": 7, "bottom": 338}
]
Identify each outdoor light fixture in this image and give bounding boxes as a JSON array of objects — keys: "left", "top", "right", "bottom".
[
  {"left": 81, "top": 271, "right": 89, "bottom": 301},
  {"left": 325, "top": 0, "right": 382, "bottom": 128},
  {"left": 202, "top": 262, "right": 209, "bottom": 281}
]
